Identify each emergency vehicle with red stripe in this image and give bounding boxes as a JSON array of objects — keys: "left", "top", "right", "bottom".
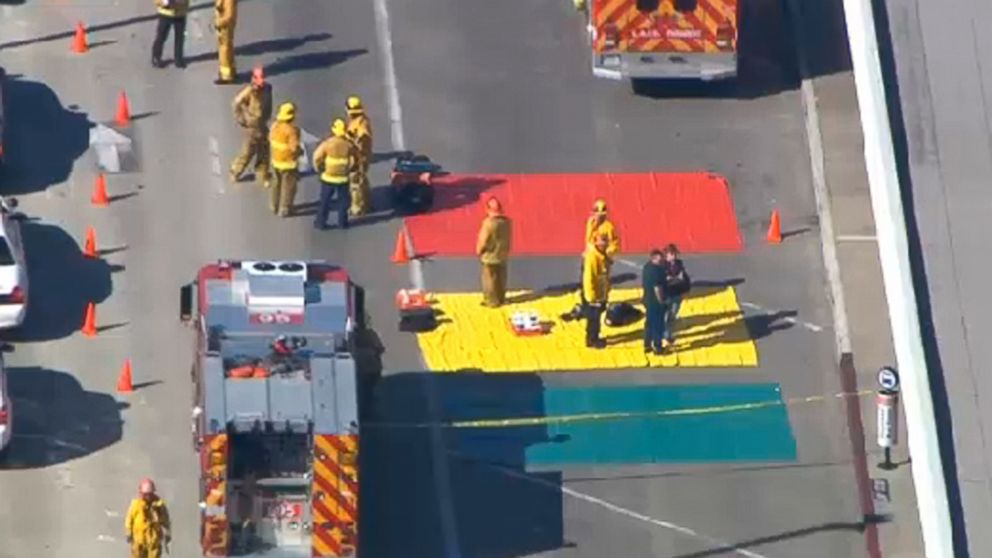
[
  {"left": 180, "top": 260, "right": 365, "bottom": 557},
  {"left": 589, "top": 0, "right": 740, "bottom": 81}
]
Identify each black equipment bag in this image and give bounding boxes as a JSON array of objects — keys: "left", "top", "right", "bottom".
[{"left": 605, "top": 302, "right": 643, "bottom": 327}]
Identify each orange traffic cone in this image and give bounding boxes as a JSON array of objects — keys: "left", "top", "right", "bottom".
[
  {"left": 71, "top": 22, "right": 89, "bottom": 54},
  {"left": 83, "top": 227, "right": 97, "bottom": 258},
  {"left": 391, "top": 229, "right": 411, "bottom": 264},
  {"left": 116, "top": 359, "right": 134, "bottom": 393},
  {"left": 81, "top": 302, "right": 98, "bottom": 337},
  {"left": 115, "top": 91, "right": 131, "bottom": 127},
  {"left": 91, "top": 174, "right": 110, "bottom": 207},
  {"left": 767, "top": 210, "right": 782, "bottom": 244}
]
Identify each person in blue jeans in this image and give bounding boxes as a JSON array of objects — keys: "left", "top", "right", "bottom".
[
  {"left": 641, "top": 249, "right": 666, "bottom": 354},
  {"left": 661, "top": 243, "right": 691, "bottom": 347}
]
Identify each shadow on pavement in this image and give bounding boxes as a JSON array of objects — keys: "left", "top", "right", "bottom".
[
  {"left": 632, "top": 0, "right": 801, "bottom": 100},
  {"left": 264, "top": 48, "right": 368, "bottom": 78},
  {"left": 186, "top": 32, "right": 333, "bottom": 65},
  {"left": 4, "top": 222, "right": 114, "bottom": 342},
  {"left": 362, "top": 372, "right": 564, "bottom": 558},
  {"left": 0, "top": 76, "right": 89, "bottom": 195},
  {"left": 0, "top": 366, "right": 128, "bottom": 469},
  {"left": 671, "top": 518, "right": 888, "bottom": 558},
  {"left": 0, "top": 0, "right": 227, "bottom": 50}
]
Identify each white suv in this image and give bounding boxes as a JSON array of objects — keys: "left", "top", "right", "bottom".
[{"left": 0, "top": 197, "right": 28, "bottom": 330}]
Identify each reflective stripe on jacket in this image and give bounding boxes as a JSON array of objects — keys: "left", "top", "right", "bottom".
[
  {"left": 269, "top": 121, "right": 301, "bottom": 171},
  {"left": 156, "top": 0, "right": 190, "bottom": 17},
  {"left": 346, "top": 114, "right": 373, "bottom": 158},
  {"left": 125, "top": 497, "right": 171, "bottom": 547},
  {"left": 312, "top": 137, "right": 353, "bottom": 184}
]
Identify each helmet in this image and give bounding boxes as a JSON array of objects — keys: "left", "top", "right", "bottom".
[
  {"left": 251, "top": 66, "right": 265, "bottom": 86},
  {"left": 331, "top": 118, "right": 347, "bottom": 137},
  {"left": 592, "top": 199, "right": 607, "bottom": 214},
  {"left": 276, "top": 102, "right": 296, "bottom": 122},
  {"left": 485, "top": 196, "right": 503, "bottom": 214},
  {"left": 346, "top": 96, "right": 363, "bottom": 112},
  {"left": 139, "top": 478, "right": 156, "bottom": 495}
]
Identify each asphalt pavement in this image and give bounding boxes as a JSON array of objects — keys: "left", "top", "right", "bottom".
[
  {"left": 880, "top": 0, "right": 992, "bottom": 555},
  {"left": 0, "top": 0, "right": 877, "bottom": 556}
]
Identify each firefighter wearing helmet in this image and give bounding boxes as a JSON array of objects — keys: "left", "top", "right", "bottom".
[
  {"left": 125, "top": 478, "right": 172, "bottom": 558},
  {"left": 475, "top": 196, "right": 512, "bottom": 307},
  {"left": 268, "top": 102, "right": 302, "bottom": 217},
  {"left": 345, "top": 95, "right": 373, "bottom": 217},
  {"left": 312, "top": 118, "right": 357, "bottom": 230},
  {"left": 578, "top": 199, "right": 620, "bottom": 304}
]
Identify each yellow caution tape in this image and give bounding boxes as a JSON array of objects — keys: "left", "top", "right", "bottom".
[{"left": 366, "top": 389, "right": 874, "bottom": 430}]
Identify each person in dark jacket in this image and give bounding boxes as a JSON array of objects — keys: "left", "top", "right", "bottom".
[
  {"left": 641, "top": 249, "right": 666, "bottom": 354},
  {"left": 661, "top": 243, "right": 690, "bottom": 346}
]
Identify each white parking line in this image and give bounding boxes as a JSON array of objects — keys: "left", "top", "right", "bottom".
[
  {"left": 373, "top": 0, "right": 424, "bottom": 291},
  {"left": 372, "top": 0, "right": 455, "bottom": 556},
  {"left": 740, "top": 302, "right": 825, "bottom": 333},
  {"left": 471, "top": 458, "right": 772, "bottom": 558}
]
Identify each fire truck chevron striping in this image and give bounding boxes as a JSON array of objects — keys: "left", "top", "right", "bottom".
[
  {"left": 311, "top": 434, "right": 359, "bottom": 557},
  {"left": 590, "top": 0, "right": 740, "bottom": 81},
  {"left": 181, "top": 260, "right": 365, "bottom": 558}
]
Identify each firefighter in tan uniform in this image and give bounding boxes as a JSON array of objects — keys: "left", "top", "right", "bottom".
[
  {"left": 476, "top": 197, "right": 512, "bottom": 307},
  {"left": 312, "top": 119, "right": 357, "bottom": 230},
  {"left": 125, "top": 478, "right": 172, "bottom": 558},
  {"left": 345, "top": 96, "right": 373, "bottom": 217},
  {"left": 578, "top": 199, "right": 620, "bottom": 304},
  {"left": 213, "top": 0, "right": 238, "bottom": 84},
  {"left": 229, "top": 67, "right": 272, "bottom": 185},
  {"left": 268, "top": 103, "right": 302, "bottom": 217}
]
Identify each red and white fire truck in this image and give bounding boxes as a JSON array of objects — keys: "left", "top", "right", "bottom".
[
  {"left": 588, "top": 0, "right": 740, "bottom": 81},
  {"left": 180, "top": 260, "right": 365, "bottom": 557}
]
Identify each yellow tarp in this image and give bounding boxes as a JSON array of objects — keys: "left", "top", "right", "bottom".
[{"left": 415, "top": 286, "right": 758, "bottom": 372}]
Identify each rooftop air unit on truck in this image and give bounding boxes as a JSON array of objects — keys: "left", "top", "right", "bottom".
[
  {"left": 589, "top": 0, "right": 740, "bottom": 81},
  {"left": 180, "top": 260, "right": 364, "bottom": 557}
]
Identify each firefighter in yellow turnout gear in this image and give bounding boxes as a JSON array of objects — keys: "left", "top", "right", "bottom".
[
  {"left": 229, "top": 67, "right": 272, "bottom": 185},
  {"left": 268, "top": 102, "right": 302, "bottom": 217},
  {"left": 125, "top": 478, "right": 172, "bottom": 558},
  {"left": 313, "top": 119, "right": 357, "bottom": 230},
  {"left": 345, "top": 96, "right": 373, "bottom": 217},
  {"left": 214, "top": 0, "right": 238, "bottom": 84}
]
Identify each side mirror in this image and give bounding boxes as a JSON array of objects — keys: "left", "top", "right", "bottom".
[
  {"left": 180, "top": 282, "right": 194, "bottom": 323},
  {"left": 8, "top": 212, "right": 26, "bottom": 222},
  {"left": 4, "top": 198, "right": 18, "bottom": 210},
  {"left": 0, "top": 343, "right": 14, "bottom": 353}
]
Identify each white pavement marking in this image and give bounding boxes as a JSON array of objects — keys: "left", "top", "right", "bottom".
[
  {"left": 787, "top": 14, "right": 853, "bottom": 355},
  {"left": 96, "top": 535, "right": 117, "bottom": 543},
  {"left": 104, "top": 510, "right": 121, "bottom": 518},
  {"left": 373, "top": 1, "right": 456, "bottom": 556},
  {"left": 616, "top": 258, "right": 641, "bottom": 269},
  {"left": 740, "top": 302, "right": 825, "bottom": 333},
  {"left": 373, "top": 0, "right": 424, "bottom": 290},
  {"left": 13, "top": 433, "right": 89, "bottom": 453},
  {"left": 209, "top": 136, "right": 224, "bottom": 194},
  {"left": 472, "top": 458, "right": 773, "bottom": 558},
  {"left": 836, "top": 234, "right": 877, "bottom": 242}
]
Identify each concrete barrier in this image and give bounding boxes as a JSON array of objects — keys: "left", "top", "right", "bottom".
[{"left": 839, "top": 0, "right": 955, "bottom": 555}]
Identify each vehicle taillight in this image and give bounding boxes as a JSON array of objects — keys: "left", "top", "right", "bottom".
[
  {"left": 0, "top": 408, "right": 8, "bottom": 425},
  {"left": 1, "top": 286, "right": 24, "bottom": 304},
  {"left": 716, "top": 23, "right": 735, "bottom": 51},
  {"left": 603, "top": 24, "right": 620, "bottom": 49}
]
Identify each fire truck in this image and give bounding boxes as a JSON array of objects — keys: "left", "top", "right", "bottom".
[
  {"left": 180, "top": 260, "right": 365, "bottom": 557},
  {"left": 588, "top": 0, "right": 740, "bottom": 81}
]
